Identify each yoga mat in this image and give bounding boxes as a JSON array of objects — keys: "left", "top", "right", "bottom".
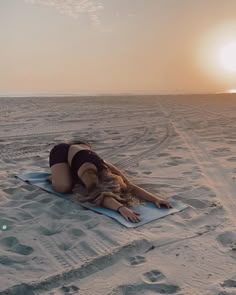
[{"left": 16, "top": 172, "right": 188, "bottom": 228}]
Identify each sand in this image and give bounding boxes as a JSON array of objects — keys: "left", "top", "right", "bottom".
[{"left": 0, "top": 94, "right": 236, "bottom": 295}]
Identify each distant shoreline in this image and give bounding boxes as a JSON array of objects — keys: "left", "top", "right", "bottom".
[{"left": 0, "top": 92, "right": 236, "bottom": 98}]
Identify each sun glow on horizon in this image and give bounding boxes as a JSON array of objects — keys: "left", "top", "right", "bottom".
[
  {"left": 197, "top": 22, "right": 236, "bottom": 93},
  {"left": 227, "top": 89, "right": 236, "bottom": 93},
  {"left": 219, "top": 41, "right": 236, "bottom": 72}
]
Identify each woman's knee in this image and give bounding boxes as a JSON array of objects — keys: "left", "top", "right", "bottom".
[{"left": 52, "top": 181, "right": 72, "bottom": 193}]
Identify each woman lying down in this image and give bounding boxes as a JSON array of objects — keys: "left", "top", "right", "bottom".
[
  {"left": 49, "top": 141, "right": 172, "bottom": 223},
  {"left": 73, "top": 162, "right": 172, "bottom": 223}
]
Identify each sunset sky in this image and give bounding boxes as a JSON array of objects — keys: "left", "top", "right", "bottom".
[{"left": 1, "top": 0, "right": 236, "bottom": 96}]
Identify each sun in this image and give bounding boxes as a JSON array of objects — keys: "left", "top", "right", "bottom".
[
  {"left": 227, "top": 89, "right": 236, "bottom": 93},
  {"left": 219, "top": 41, "right": 236, "bottom": 72}
]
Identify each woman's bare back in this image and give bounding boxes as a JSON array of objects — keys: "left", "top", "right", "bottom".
[{"left": 67, "top": 144, "right": 90, "bottom": 167}]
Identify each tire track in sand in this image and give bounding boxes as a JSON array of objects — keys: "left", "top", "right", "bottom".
[
  {"left": 158, "top": 102, "right": 236, "bottom": 225},
  {"left": 0, "top": 124, "right": 151, "bottom": 161},
  {"left": 1, "top": 239, "right": 152, "bottom": 295},
  {"left": 114, "top": 123, "right": 176, "bottom": 170},
  {"left": 100, "top": 125, "right": 156, "bottom": 160}
]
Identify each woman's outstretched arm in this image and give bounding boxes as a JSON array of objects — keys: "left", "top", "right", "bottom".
[
  {"left": 101, "top": 193, "right": 141, "bottom": 223},
  {"left": 128, "top": 183, "right": 172, "bottom": 208},
  {"left": 104, "top": 161, "right": 132, "bottom": 185},
  {"left": 104, "top": 161, "right": 172, "bottom": 209}
]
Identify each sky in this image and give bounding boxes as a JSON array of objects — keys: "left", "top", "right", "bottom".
[{"left": 1, "top": 0, "right": 236, "bottom": 96}]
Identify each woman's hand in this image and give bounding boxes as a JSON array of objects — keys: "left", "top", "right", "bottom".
[
  {"left": 154, "top": 198, "right": 173, "bottom": 209},
  {"left": 118, "top": 206, "right": 141, "bottom": 223}
]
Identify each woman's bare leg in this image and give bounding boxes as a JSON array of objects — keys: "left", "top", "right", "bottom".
[{"left": 50, "top": 163, "right": 73, "bottom": 193}]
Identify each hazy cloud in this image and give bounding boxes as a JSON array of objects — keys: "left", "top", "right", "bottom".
[{"left": 25, "top": 0, "right": 104, "bottom": 27}]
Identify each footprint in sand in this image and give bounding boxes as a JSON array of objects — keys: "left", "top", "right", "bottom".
[
  {"left": 111, "top": 136, "right": 122, "bottom": 141},
  {"left": 38, "top": 197, "right": 53, "bottom": 204},
  {"left": 20, "top": 202, "right": 44, "bottom": 217},
  {"left": 175, "top": 146, "right": 187, "bottom": 150},
  {"left": 15, "top": 210, "right": 33, "bottom": 221},
  {"left": 49, "top": 201, "right": 92, "bottom": 221},
  {"left": 157, "top": 152, "right": 170, "bottom": 157},
  {"left": 210, "top": 147, "right": 231, "bottom": 157},
  {"left": 3, "top": 199, "right": 24, "bottom": 208},
  {"left": 174, "top": 186, "right": 193, "bottom": 193},
  {"left": 173, "top": 208, "right": 192, "bottom": 221},
  {"left": 77, "top": 214, "right": 92, "bottom": 222},
  {"left": 3, "top": 187, "right": 22, "bottom": 195},
  {"left": 216, "top": 231, "right": 236, "bottom": 253},
  {"left": 142, "top": 171, "right": 152, "bottom": 175},
  {"left": 127, "top": 255, "right": 146, "bottom": 266},
  {"left": 166, "top": 161, "right": 181, "bottom": 167},
  {"left": 38, "top": 225, "right": 62, "bottom": 236},
  {"left": 84, "top": 220, "right": 99, "bottom": 229},
  {"left": 0, "top": 237, "right": 33, "bottom": 255},
  {"left": 226, "top": 140, "right": 236, "bottom": 144},
  {"left": 176, "top": 185, "right": 216, "bottom": 199},
  {"left": 70, "top": 228, "right": 86, "bottom": 237},
  {"left": 226, "top": 157, "right": 236, "bottom": 162},
  {"left": 0, "top": 255, "right": 25, "bottom": 268},
  {"left": 58, "top": 241, "right": 73, "bottom": 251},
  {"left": 142, "top": 269, "right": 165, "bottom": 283},
  {"left": 218, "top": 279, "right": 236, "bottom": 295},
  {"left": 170, "top": 156, "right": 183, "bottom": 160},
  {"left": 61, "top": 284, "right": 79, "bottom": 294},
  {"left": 181, "top": 198, "right": 210, "bottom": 209},
  {"left": 147, "top": 137, "right": 157, "bottom": 143},
  {"left": 109, "top": 131, "right": 120, "bottom": 135},
  {"left": 139, "top": 183, "right": 166, "bottom": 191},
  {"left": 172, "top": 195, "right": 210, "bottom": 209},
  {"left": 182, "top": 171, "right": 192, "bottom": 175},
  {"left": 221, "top": 279, "right": 236, "bottom": 288},
  {"left": 49, "top": 284, "right": 80, "bottom": 295},
  {"left": 113, "top": 281, "right": 180, "bottom": 294}
]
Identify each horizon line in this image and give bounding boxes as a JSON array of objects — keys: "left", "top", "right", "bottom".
[{"left": 0, "top": 91, "right": 235, "bottom": 98}]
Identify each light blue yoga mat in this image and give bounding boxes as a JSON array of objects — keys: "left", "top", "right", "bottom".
[{"left": 16, "top": 172, "right": 188, "bottom": 228}]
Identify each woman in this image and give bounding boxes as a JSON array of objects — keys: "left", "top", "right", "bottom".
[{"left": 49, "top": 141, "right": 172, "bottom": 223}]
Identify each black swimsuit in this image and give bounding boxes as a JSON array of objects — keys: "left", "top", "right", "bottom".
[
  {"left": 49, "top": 143, "right": 70, "bottom": 167},
  {"left": 49, "top": 142, "right": 106, "bottom": 186}
]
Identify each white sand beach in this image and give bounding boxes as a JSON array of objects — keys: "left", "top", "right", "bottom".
[{"left": 1, "top": 94, "right": 236, "bottom": 295}]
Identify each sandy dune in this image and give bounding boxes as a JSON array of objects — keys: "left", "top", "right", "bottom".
[{"left": 1, "top": 94, "right": 236, "bottom": 295}]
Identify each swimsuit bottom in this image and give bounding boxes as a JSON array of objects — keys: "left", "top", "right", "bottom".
[
  {"left": 49, "top": 143, "right": 70, "bottom": 167},
  {"left": 49, "top": 142, "right": 106, "bottom": 186}
]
